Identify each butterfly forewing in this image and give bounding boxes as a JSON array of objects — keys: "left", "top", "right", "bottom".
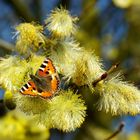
[
  {"left": 20, "top": 80, "right": 38, "bottom": 96},
  {"left": 37, "top": 58, "right": 56, "bottom": 77}
]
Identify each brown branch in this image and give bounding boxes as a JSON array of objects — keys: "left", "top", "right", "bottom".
[
  {"left": 58, "top": 0, "right": 70, "bottom": 9},
  {"left": 0, "top": 39, "right": 15, "bottom": 52},
  {"left": 33, "top": 0, "right": 42, "bottom": 21},
  {"left": 92, "top": 62, "right": 120, "bottom": 87},
  {"left": 79, "top": 1, "right": 97, "bottom": 21},
  {"left": 105, "top": 122, "right": 125, "bottom": 140},
  {"left": 107, "top": 62, "right": 120, "bottom": 74},
  {"left": 8, "top": 0, "right": 35, "bottom": 22}
]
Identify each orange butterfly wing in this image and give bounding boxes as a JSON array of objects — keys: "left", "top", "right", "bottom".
[
  {"left": 37, "top": 58, "right": 56, "bottom": 77},
  {"left": 37, "top": 58, "right": 59, "bottom": 98},
  {"left": 36, "top": 58, "right": 59, "bottom": 98},
  {"left": 20, "top": 81, "right": 38, "bottom": 96},
  {"left": 20, "top": 58, "right": 59, "bottom": 99}
]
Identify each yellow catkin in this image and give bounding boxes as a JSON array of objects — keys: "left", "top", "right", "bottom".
[
  {"left": 50, "top": 39, "right": 104, "bottom": 88},
  {"left": 0, "top": 111, "right": 50, "bottom": 140},
  {"left": 45, "top": 8, "right": 78, "bottom": 38},
  {"left": 96, "top": 77, "right": 140, "bottom": 115},
  {"left": 113, "top": 0, "right": 133, "bottom": 8},
  {"left": 15, "top": 23, "right": 45, "bottom": 54},
  {"left": 48, "top": 90, "right": 86, "bottom": 132}
]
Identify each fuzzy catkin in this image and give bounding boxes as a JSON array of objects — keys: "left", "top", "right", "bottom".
[
  {"left": 45, "top": 7, "right": 78, "bottom": 38},
  {"left": 96, "top": 77, "right": 140, "bottom": 115}
]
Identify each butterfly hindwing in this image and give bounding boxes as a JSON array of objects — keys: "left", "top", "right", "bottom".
[{"left": 51, "top": 74, "right": 59, "bottom": 93}]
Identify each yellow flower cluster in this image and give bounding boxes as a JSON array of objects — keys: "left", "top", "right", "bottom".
[
  {"left": 48, "top": 90, "right": 86, "bottom": 131},
  {"left": 15, "top": 90, "right": 86, "bottom": 132},
  {"left": 0, "top": 111, "right": 49, "bottom": 140},
  {"left": 96, "top": 75, "right": 140, "bottom": 115},
  {"left": 50, "top": 39, "right": 104, "bottom": 88},
  {"left": 45, "top": 7, "right": 78, "bottom": 38},
  {"left": 0, "top": 55, "right": 45, "bottom": 92},
  {"left": 0, "top": 56, "right": 27, "bottom": 91},
  {"left": 16, "top": 23, "right": 45, "bottom": 54}
]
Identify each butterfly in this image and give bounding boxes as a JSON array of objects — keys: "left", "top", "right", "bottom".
[{"left": 20, "top": 58, "right": 59, "bottom": 99}]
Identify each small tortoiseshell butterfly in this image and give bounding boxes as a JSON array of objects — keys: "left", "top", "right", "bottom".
[{"left": 20, "top": 58, "right": 59, "bottom": 99}]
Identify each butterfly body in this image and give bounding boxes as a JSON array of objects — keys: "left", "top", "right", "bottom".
[
  {"left": 20, "top": 58, "right": 59, "bottom": 99},
  {"left": 30, "top": 74, "right": 52, "bottom": 92}
]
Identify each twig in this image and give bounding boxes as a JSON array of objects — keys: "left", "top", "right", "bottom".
[
  {"left": 80, "top": 1, "right": 96, "bottom": 18},
  {"left": 92, "top": 62, "right": 120, "bottom": 87},
  {"left": 107, "top": 62, "right": 120, "bottom": 74},
  {"left": 105, "top": 122, "right": 125, "bottom": 140}
]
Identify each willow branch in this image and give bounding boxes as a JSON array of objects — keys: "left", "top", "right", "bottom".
[
  {"left": 79, "top": 1, "right": 97, "bottom": 22},
  {"left": 0, "top": 39, "right": 14, "bottom": 52},
  {"left": 60, "top": 0, "right": 70, "bottom": 9},
  {"left": 8, "top": 0, "right": 35, "bottom": 22},
  {"left": 34, "top": 0, "right": 41, "bottom": 21},
  {"left": 92, "top": 62, "right": 120, "bottom": 87},
  {"left": 105, "top": 122, "right": 125, "bottom": 140}
]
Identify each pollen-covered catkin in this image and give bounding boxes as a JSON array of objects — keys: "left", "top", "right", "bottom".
[
  {"left": 26, "top": 90, "right": 87, "bottom": 132},
  {"left": 96, "top": 76, "right": 140, "bottom": 115},
  {"left": 0, "top": 55, "right": 45, "bottom": 92},
  {"left": 0, "top": 56, "right": 27, "bottom": 91},
  {"left": 50, "top": 39, "right": 104, "bottom": 88},
  {"left": 45, "top": 7, "right": 78, "bottom": 38},
  {"left": 15, "top": 23, "right": 45, "bottom": 54},
  {"left": 15, "top": 93, "right": 50, "bottom": 115},
  {"left": 48, "top": 90, "right": 87, "bottom": 132}
]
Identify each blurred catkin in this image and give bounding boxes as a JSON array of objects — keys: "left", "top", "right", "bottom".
[{"left": 0, "top": 111, "right": 50, "bottom": 140}]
